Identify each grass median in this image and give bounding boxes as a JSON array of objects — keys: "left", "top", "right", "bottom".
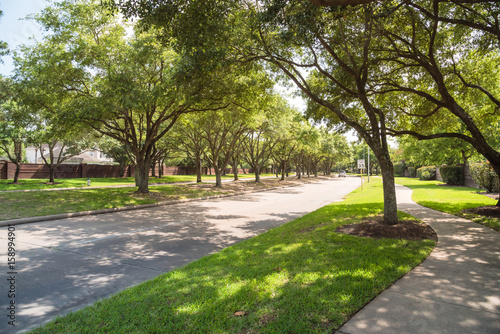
[
  {"left": 0, "top": 176, "right": 304, "bottom": 221},
  {"left": 30, "top": 177, "right": 435, "bottom": 334},
  {"left": 395, "top": 177, "right": 499, "bottom": 232},
  {"left": 0, "top": 174, "right": 275, "bottom": 192}
]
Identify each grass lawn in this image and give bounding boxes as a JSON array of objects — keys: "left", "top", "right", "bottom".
[
  {"left": 29, "top": 178, "right": 434, "bottom": 334},
  {"left": 0, "top": 176, "right": 296, "bottom": 221},
  {"left": 395, "top": 177, "right": 499, "bottom": 232},
  {"left": 0, "top": 174, "right": 275, "bottom": 192},
  {"left": 0, "top": 184, "right": 231, "bottom": 221}
]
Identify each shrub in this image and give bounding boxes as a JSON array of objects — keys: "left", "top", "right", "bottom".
[
  {"left": 408, "top": 166, "right": 417, "bottom": 178},
  {"left": 417, "top": 166, "right": 436, "bottom": 180},
  {"left": 440, "top": 165, "right": 464, "bottom": 186},
  {"left": 470, "top": 162, "right": 500, "bottom": 193},
  {"left": 393, "top": 161, "right": 406, "bottom": 177}
]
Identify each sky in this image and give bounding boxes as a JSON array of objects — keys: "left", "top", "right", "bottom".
[{"left": 0, "top": 0, "right": 48, "bottom": 76}]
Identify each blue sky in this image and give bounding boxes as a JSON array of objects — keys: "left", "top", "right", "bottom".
[{"left": 0, "top": 0, "right": 48, "bottom": 76}]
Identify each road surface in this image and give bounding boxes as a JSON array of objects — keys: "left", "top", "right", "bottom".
[{"left": 0, "top": 177, "right": 359, "bottom": 333}]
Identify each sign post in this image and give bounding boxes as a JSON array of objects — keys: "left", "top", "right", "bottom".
[{"left": 357, "top": 159, "right": 365, "bottom": 190}]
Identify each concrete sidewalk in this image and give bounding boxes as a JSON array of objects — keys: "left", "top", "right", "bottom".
[{"left": 338, "top": 184, "right": 500, "bottom": 334}]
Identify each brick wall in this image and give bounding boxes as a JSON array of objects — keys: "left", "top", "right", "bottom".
[
  {"left": 0, "top": 163, "right": 253, "bottom": 180},
  {"left": 0, "top": 161, "right": 6, "bottom": 179}
]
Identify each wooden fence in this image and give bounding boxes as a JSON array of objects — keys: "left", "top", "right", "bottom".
[{"left": 0, "top": 162, "right": 252, "bottom": 180}]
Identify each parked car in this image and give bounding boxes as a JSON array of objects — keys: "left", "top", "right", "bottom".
[{"left": 339, "top": 170, "right": 347, "bottom": 177}]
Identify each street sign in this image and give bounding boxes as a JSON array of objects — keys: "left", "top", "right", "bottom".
[{"left": 357, "top": 159, "right": 365, "bottom": 169}]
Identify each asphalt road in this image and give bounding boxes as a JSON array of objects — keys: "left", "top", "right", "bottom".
[{"left": 0, "top": 176, "right": 359, "bottom": 333}]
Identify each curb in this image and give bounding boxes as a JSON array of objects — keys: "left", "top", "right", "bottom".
[{"left": 0, "top": 178, "right": 329, "bottom": 227}]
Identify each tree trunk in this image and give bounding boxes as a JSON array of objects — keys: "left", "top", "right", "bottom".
[
  {"left": 281, "top": 161, "right": 286, "bottom": 181},
  {"left": 214, "top": 168, "right": 223, "bottom": 187},
  {"left": 196, "top": 158, "right": 202, "bottom": 183},
  {"left": 49, "top": 165, "right": 56, "bottom": 183},
  {"left": 119, "top": 163, "right": 125, "bottom": 177},
  {"left": 254, "top": 163, "right": 261, "bottom": 182},
  {"left": 232, "top": 162, "right": 239, "bottom": 181},
  {"left": 379, "top": 157, "right": 398, "bottom": 225},
  {"left": 241, "top": 163, "right": 247, "bottom": 175},
  {"left": 484, "top": 159, "right": 500, "bottom": 207},
  {"left": 135, "top": 159, "right": 150, "bottom": 193},
  {"left": 13, "top": 163, "right": 21, "bottom": 184},
  {"left": 158, "top": 161, "right": 163, "bottom": 178},
  {"left": 151, "top": 162, "right": 156, "bottom": 178}
]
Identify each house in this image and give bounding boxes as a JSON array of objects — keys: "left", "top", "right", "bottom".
[{"left": 25, "top": 145, "right": 114, "bottom": 164}]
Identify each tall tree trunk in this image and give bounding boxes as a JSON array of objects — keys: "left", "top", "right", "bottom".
[
  {"left": 12, "top": 141, "right": 22, "bottom": 183},
  {"left": 119, "top": 163, "right": 125, "bottom": 177},
  {"left": 196, "top": 157, "right": 202, "bottom": 183},
  {"left": 297, "top": 165, "right": 301, "bottom": 179},
  {"left": 254, "top": 163, "right": 261, "bottom": 182},
  {"left": 13, "top": 163, "right": 21, "bottom": 184},
  {"left": 49, "top": 164, "right": 56, "bottom": 183},
  {"left": 378, "top": 155, "right": 398, "bottom": 225},
  {"left": 232, "top": 162, "right": 239, "bottom": 181},
  {"left": 135, "top": 159, "right": 150, "bottom": 193},
  {"left": 281, "top": 161, "right": 286, "bottom": 181},
  {"left": 158, "top": 161, "right": 163, "bottom": 178},
  {"left": 214, "top": 167, "right": 223, "bottom": 188},
  {"left": 492, "top": 164, "right": 500, "bottom": 207},
  {"left": 151, "top": 162, "right": 156, "bottom": 178}
]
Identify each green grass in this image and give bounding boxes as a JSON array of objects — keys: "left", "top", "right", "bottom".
[
  {"left": 0, "top": 174, "right": 275, "bottom": 191},
  {"left": 0, "top": 184, "right": 230, "bottom": 221},
  {"left": 395, "top": 177, "right": 499, "bottom": 232},
  {"left": 29, "top": 178, "right": 434, "bottom": 334}
]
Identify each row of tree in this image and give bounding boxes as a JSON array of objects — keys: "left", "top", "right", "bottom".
[
  {"left": 0, "top": 0, "right": 352, "bottom": 191},
  {"left": 2, "top": 0, "right": 499, "bottom": 225},
  {"left": 110, "top": 0, "right": 499, "bottom": 224}
]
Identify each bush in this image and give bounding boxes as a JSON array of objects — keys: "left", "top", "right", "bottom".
[
  {"left": 440, "top": 165, "right": 464, "bottom": 185},
  {"left": 393, "top": 161, "right": 406, "bottom": 177},
  {"left": 417, "top": 166, "right": 436, "bottom": 180},
  {"left": 408, "top": 166, "right": 417, "bottom": 178},
  {"left": 470, "top": 162, "right": 500, "bottom": 193}
]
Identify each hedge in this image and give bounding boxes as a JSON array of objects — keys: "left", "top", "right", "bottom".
[
  {"left": 470, "top": 162, "right": 500, "bottom": 193},
  {"left": 393, "top": 161, "right": 406, "bottom": 177},
  {"left": 417, "top": 166, "right": 436, "bottom": 180},
  {"left": 408, "top": 166, "right": 417, "bottom": 178},
  {"left": 440, "top": 165, "right": 464, "bottom": 186}
]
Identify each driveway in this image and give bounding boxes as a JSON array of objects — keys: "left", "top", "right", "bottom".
[{"left": 0, "top": 177, "right": 359, "bottom": 333}]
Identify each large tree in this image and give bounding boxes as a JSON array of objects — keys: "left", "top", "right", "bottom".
[
  {"left": 78, "top": 30, "right": 228, "bottom": 193},
  {"left": 111, "top": 0, "right": 402, "bottom": 224},
  {"left": 241, "top": 2, "right": 401, "bottom": 224},
  {"left": 370, "top": 0, "right": 500, "bottom": 205},
  {"left": 15, "top": 0, "right": 231, "bottom": 193},
  {"left": 0, "top": 100, "right": 27, "bottom": 184},
  {"left": 175, "top": 115, "right": 209, "bottom": 183}
]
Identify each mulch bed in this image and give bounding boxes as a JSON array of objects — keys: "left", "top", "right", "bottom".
[
  {"left": 462, "top": 205, "right": 500, "bottom": 218},
  {"left": 478, "top": 192, "right": 499, "bottom": 200},
  {"left": 336, "top": 216, "right": 437, "bottom": 241}
]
